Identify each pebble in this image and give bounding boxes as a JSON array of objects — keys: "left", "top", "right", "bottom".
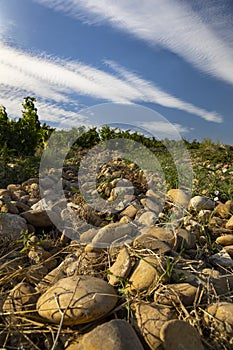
[
  {"left": 20, "top": 209, "right": 59, "bottom": 227},
  {"left": 160, "top": 319, "right": 204, "bottom": 350},
  {"left": 226, "top": 215, "right": 233, "bottom": 229},
  {"left": 37, "top": 275, "right": 118, "bottom": 325},
  {"left": 200, "top": 268, "right": 233, "bottom": 295},
  {"left": 189, "top": 195, "right": 215, "bottom": 211},
  {"left": 167, "top": 189, "right": 189, "bottom": 207},
  {"left": 126, "top": 256, "right": 164, "bottom": 293},
  {"left": 176, "top": 228, "right": 196, "bottom": 250},
  {"left": 67, "top": 319, "right": 144, "bottom": 350},
  {"left": 134, "top": 302, "right": 176, "bottom": 349},
  {"left": 108, "top": 247, "right": 131, "bottom": 286},
  {"left": 154, "top": 283, "right": 197, "bottom": 307},
  {"left": 3, "top": 282, "right": 38, "bottom": 318},
  {"left": 205, "top": 302, "right": 233, "bottom": 336},
  {"left": 133, "top": 234, "right": 171, "bottom": 254},
  {"left": 216, "top": 234, "right": 233, "bottom": 246},
  {"left": 0, "top": 213, "right": 27, "bottom": 240},
  {"left": 89, "top": 222, "right": 137, "bottom": 249},
  {"left": 209, "top": 249, "right": 233, "bottom": 268},
  {"left": 146, "top": 226, "right": 176, "bottom": 247},
  {"left": 137, "top": 211, "right": 157, "bottom": 226}
]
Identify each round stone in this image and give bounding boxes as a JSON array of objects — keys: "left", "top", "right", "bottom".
[
  {"left": 37, "top": 275, "right": 118, "bottom": 325},
  {"left": 160, "top": 319, "right": 204, "bottom": 350}
]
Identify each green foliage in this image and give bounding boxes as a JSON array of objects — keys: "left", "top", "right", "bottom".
[{"left": 0, "top": 97, "right": 53, "bottom": 157}]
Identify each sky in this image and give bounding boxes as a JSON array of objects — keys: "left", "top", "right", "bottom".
[{"left": 0, "top": 0, "right": 233, "bottom": 144}]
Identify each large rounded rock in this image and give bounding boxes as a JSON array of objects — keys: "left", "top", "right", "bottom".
[
  {"left": 204, "top": 302, "right": 233, "bottom": 336},
  {"left": 0, "top": 213, "right": 27, "bottom": 240},
  {"left": 133, "top": 302, "right": 176, "bottom": 349},
  {"left": 67, "top": 319, "right": 144, "bottom": 350},
  {"left": 160, "top": 319, "right": 204, "bottom": 350},
  {"left": 37, "top": 275, "right": 118, "bottom": 325}
]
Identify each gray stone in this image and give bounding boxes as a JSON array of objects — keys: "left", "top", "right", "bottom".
[
  {"left": 189, "top": 195, "right": 215, "bottom": 211},
  {"left": 0, "top": 213, "right": 27, "bottom": 240},
  {"left": 137, "top": 211, "right": 157, "bottom": 226}
]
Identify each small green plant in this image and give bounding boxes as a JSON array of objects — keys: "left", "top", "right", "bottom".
[
  {"left": 107, "top": 271, "right": 131, "bottom": 321},
  {"left": 17, "top": 231, "right": 43, "bottom": 253}
]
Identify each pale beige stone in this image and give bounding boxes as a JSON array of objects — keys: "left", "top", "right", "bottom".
[{"left": 37, "top": 275, "right": 117, "bottom": 325}]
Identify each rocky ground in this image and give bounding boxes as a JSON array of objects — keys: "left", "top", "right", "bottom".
[{"left": 0, "top": 157, "right": 233, "bottom": 349}]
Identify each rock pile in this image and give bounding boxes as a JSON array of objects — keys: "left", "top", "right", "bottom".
[{"left": 0, "top": 159, "right": 233, "bottom": 349}]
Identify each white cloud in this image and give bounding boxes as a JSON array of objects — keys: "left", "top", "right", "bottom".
[
  {"left": 0, "top": 42, "right": 222, "bottom": 127},
  {"left": 137, "top": 121, "right": 192, "bottom": 140},
  {"left": 34, "top": 0, "right": 233, "bottom": 86}
]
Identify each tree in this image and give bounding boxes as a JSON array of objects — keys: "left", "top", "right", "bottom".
[
  {"left": 13, "top": 97, "right": 46, "bottom": 155},
  {"left": 0, "top": 105, "right": 10, "bottom": 148}
]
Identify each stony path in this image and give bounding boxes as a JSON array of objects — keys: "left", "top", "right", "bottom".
[{"left": 0, "top": 159, "right": 233, "bottom": 349}]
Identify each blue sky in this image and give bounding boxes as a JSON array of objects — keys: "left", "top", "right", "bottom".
[{"left": 0, "top": 0, "right": 233, "bottom": 143}]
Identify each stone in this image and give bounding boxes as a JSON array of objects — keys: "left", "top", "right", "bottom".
[
  {"left": 214, "top": 203, "right": 232, "bottom": 219},
  {"left": 7, "top": 184, "right": 22, "bottom": 192},
  {"left": 133, "top": 234, "right": 171, "bottom": 254},
  {"left": 69, "top": 319, "right": 144, "bottom": 350},
  {"left": 146, "top": 226, "right": 176, "bottom": 247},
  {"left": 189, "top": 195, "right": 215, "bottom": 211},
  {"left": 0, "top": 189, "right": 11, "bottom": 197},
  {"left": 160, "top": 319, "right": 204, "bottom": 350},
  {"left": 80, "top": 228, "right": 98, "bottom": 244},
  {"left": 25, "top": 264, "right": 49, "bottom": 285},
  {"left": 200, "top": 268, "right": 233, "bottom": 295},
  {"left": 198, "top": 209, "right": 212, "bottom": 223},
  {"left": 1, "top": 202, "right": 19, "bottom": 214},
  {"left": 204, "top": 302, "right": 233, "bottom": 336},
  {"left": 126, "top": 256, "right": 164, "bottom": 293},
  {"left": 3, "top": 282, "right": 38, "bottom": 318},
  {"left": 133, "top": 302, "right": 176, "bottom": 349},
  {"left": 0, "top": 213, "right": 27, "bottom": 240},
  {"left": 176, "top": 228, "right": 196, "bottom": 250},
  {"left": 11, "top": 190, "right": 27, "bottom": 201},
  {"left": 226, "top": 216, "right": 233, "bottom": 230},
  {"left": 154, "top": 283, "right": 197, "bottom": 307},
  {"left": 14, "top": 201, "right": 31, "bottom": 212},
  {"left": 108, "top": 247, "right": 131, "bottom": 286},
  {"left": 20, "top": 209, "right": 59, "bottom": 227},
  {"left": 36, "top": 266, "right": 67, "bottom": 292},
  {"left": 216, "top": 234, "right": 233, "bottom": 246},
  {"left": 172, "top": 268, "right": 198, "bottom": 285},
  {"left": 209, "top": 249, "right": 233, "bottom": 268},
  {"left": 119, "top": 204, "right": 138, "bottom": 219},
  {"left": 37, "top": 275, "right": 117, "bottom": 325},
  {"left": 223, "top": 245, "right": 233, "bottom": 258},
  {"left": 167, "top": 189, "right": 189, "bottom": 207},
  {"left": 89, "top": 222, "right": 137, "bottom": 249},
  {"left": 143, "top": 198, "right": 161, "bottom": 213},
  {"left": 137, "top": 211, "right": 157, "bottom": 226}
]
